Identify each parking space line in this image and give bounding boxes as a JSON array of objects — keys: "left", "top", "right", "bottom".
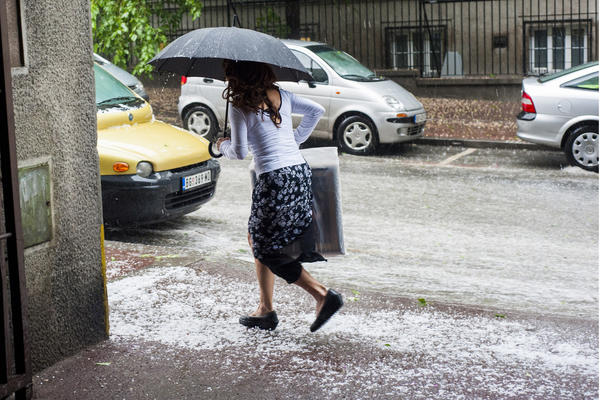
[{"left": 438, "top": 148, "right": 478, "bottom": 165}]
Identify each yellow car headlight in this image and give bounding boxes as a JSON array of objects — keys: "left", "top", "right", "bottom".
[{"left": 136, "top": 161, "right": 153, "bottom": 178}]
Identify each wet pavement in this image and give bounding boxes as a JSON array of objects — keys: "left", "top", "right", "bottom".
[
  {"left": 33, "top": 144, "right": 598, "bottom": 399},
  {"left": 104, "top": 143, "right": 598, "bottom": 318}
]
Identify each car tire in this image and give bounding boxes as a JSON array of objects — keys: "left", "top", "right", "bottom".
[
  {"left": 183, "top": 105, "right": 218, "bottom": 142},
  {"left": 336, "top": 115, "right": 378, "bottom": 155},
  {"left": 564, "top": 124, "right": 599, "bottom": 172}
]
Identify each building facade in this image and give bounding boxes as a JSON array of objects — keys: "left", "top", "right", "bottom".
[
  {"left": 166, "top": 0, "right": 598, "bottom": 98},
  {"left": 2, "top": 0, "right": 107, "bottom": 380}
]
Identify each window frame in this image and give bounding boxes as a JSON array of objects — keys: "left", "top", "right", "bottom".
[
  {"left": 386, "top": 25, "right": 445, "bottom": 77},
  {"left": 527, "top": 23, "right": 589, "bottom": 75}
]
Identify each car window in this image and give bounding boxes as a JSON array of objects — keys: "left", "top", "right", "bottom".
[
  {"left": 291, "top": 50, "right": 328, "bottom": 84},
  {"left": 307, "top": 45, "right": 384, "bottom": 82},
  {"left": 94, "top": 63, "right": 142, "bottom": 108},
  {"left": 562, "top": 72, "right": 599, "bottom": 91}
]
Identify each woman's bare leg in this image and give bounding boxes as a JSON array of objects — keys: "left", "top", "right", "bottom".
[
  {"left": 251, "top": 259, "right": 275, "bottom": 316},
  {"left": 248, "top": 232, "right": 275, "bottom": 316},
  {"left": 247, "top": 233, "right": 328, "bottom": 316},
  {"left": 293, "top": 268, "right": 327, "bottom": 314}
]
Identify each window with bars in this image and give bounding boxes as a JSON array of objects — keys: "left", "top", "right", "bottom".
[
  {"left": 528, "top": 23, "right": 589, "bottom": 74},
  {"left": 386, "top": 27, "right": 445, "bottom": 77}
]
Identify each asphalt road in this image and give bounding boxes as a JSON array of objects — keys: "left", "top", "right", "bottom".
[
  {"left": 108, "top": 142, "right": 598, "bottom": 318},
  {"left": 34, "top": 143, "right": 598, "bottom": 400}
]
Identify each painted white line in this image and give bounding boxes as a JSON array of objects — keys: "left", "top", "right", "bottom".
[{"left": 438, "top": 148, "right": 477, "bottom": 165}]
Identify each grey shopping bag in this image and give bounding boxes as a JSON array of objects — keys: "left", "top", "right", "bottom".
[{"left": 249, "top": 147, "right": 345, "bottom": 257}]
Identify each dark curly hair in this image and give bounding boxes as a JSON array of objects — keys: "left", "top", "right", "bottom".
[{"left": 222, "top": 60, "right": 281, "bottom": 127}]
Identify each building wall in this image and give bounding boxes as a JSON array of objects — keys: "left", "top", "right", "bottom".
[
  {"left": 377, "top": 70, "right": 522, "bottom": 101},
  {"left": 191, "top": 0, "right": 598, "bottom": 77},
  {"left": 10, "top": 0, "right": 107, "bottom": 372}
]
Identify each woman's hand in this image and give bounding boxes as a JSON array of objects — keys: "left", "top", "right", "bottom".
[{"left": 216, "top": 137, "right": 230, "bottom": 151}]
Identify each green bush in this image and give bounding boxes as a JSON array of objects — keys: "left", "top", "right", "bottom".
[{"left": 91, "top": 0, "right": 203, "bottom": 77}]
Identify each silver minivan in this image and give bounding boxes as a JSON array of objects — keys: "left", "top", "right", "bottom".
[{"left": 178, "top": 40, "right": 426, "bottom": 155}]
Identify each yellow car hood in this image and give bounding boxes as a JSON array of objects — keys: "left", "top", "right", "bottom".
[
  {"left": 97, "top": 100, "right": 154, "bottom": 130},
  {"left": 98, "top": 119, "right": 211, "bottom": 175}
]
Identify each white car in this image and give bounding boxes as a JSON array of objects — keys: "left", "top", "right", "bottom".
[
  {"left": 517, "top": 61, "right": 598, "bottom": 172},
  {"left": 178, "top": 40, "right": 426, "bottom": 155}
]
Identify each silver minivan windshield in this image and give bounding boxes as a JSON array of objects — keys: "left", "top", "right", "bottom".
[{"left": 307, "top": 45, "right": 384, "bottom": 82}]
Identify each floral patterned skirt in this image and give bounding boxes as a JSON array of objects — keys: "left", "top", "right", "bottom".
[{"left": 249, "top": 162, "right": 313, "bottom": 262}]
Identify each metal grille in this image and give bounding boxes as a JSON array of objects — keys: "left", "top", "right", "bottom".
[
  {"left": 165, "top": 183, "right": 217, "bottom": 210},
  {"left": 169, "top": 161, "right": 209, "bottom": 174},
  {"left": 163, "top": 0, "right": 598, "bottom": 77},
  {"left": 408, "top": 124, "right": 424, "bottom": 136}
]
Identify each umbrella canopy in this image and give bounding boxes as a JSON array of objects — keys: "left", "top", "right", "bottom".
[{"left": 148, "top": 27, "right": 312, "bottom": 82}]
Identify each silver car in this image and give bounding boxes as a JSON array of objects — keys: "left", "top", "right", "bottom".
[
  {"left": 93, "top": 53, "right": 149, "bottom": 101},
  {"left": 178, "top": 40, "right": 426, "bottom": 155},
  {"left": 517, "top": 61, "right": 599, "bottom": 172}
]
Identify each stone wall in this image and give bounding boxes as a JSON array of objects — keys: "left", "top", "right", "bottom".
[
  {"left": 377, "top": 69, "right": 522, "bottom": 102},
  {"left": 10, "top": 0, "right": 107, "bottom": 372}
]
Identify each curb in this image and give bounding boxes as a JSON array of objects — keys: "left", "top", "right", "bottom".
[{"left": 415, "top": 137, "right": 558, "bottom": 151}]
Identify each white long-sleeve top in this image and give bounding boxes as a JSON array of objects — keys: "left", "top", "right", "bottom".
[{"left": 219, "top": 88, "right": 325, "bottom": 176}]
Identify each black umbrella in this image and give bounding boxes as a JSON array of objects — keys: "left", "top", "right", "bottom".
[
  {"left": 148, "top": 27, "right": 312, "bottom": 82},
  {"left": 148, "top": 27, "right": 312, "bottom": 157}
]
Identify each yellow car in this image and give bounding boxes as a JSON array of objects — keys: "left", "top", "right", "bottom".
[{"left": 95, "top": 63, "right": 220, "bottom": 227}]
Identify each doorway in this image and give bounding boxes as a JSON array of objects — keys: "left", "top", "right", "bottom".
[{"left": 0, "top": 2, "right": 32, "bottom": 398}]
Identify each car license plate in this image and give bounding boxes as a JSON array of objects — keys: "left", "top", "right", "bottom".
[
  {"left": 182, "top": 170, "right": 211, "bottom": 191},
  {"left": 414, "top": 113, "right": 426, "bottom": 124}
]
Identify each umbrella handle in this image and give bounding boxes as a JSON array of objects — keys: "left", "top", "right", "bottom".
[
  {"left": 209, "top": 142, "right": 223, "bottom": 158},
  {"left": 209, "top": 97, "right": 230, "bottom": 159}
]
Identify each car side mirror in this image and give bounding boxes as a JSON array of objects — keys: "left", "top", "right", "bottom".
[{"left": 308, "top": 81, "right": 317, "bottom": 88}]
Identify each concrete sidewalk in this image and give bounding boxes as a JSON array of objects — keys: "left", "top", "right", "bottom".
[
  {"left": 32, "top": 241, "right": 598, "bottom": 400},
  {"left": 414, "top": 137, "right": 556, "bottom": 151}
]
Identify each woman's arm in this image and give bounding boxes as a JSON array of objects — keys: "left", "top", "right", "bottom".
[
  {"left": 218, "top": 104, "right": 249, "bottom": 159},
  {"left": 290, "top": 93, "right": 325, "bottom": 145}
]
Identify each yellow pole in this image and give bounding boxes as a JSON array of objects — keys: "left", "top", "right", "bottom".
[{"left": 100, "top": 224, "right": 110, "bottom": 336}]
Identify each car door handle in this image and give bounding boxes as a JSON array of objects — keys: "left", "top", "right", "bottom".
[{"left": 203, "top": 78, "right": 214, "bottom": 83}]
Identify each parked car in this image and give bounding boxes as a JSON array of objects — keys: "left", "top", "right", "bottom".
[
  {"left": 178, "top": 40, "right": 426, "bottom": 155},
  {"left": 517, "top": 61, "right": 599, "bottom": 172},
  {"left": 94, "top": 53, "right": 149, "bottom": 101},
  {"left": 95, "top": 63, "right": 220, "bottom": 227}
]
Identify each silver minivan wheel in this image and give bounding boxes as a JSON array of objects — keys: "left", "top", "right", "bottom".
[
  {"left": 565, "top": 124, "right": 599, "bottom": 172},
  {"left": 183, "top": 105, "right": 218, "bottom": 141},
  {"left": 336, "top": 115, "right": 378, "bottom": 155},
  {"left": 343, "top": 121, "right": 372, "bottom": 151}
]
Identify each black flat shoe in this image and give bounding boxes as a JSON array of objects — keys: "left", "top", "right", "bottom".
[
  {"left": 239, "top": 311, "right": 279, "bottom": 331},
  {"left": 310, "top": 289, "right": 343, "bottom": 332}
]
